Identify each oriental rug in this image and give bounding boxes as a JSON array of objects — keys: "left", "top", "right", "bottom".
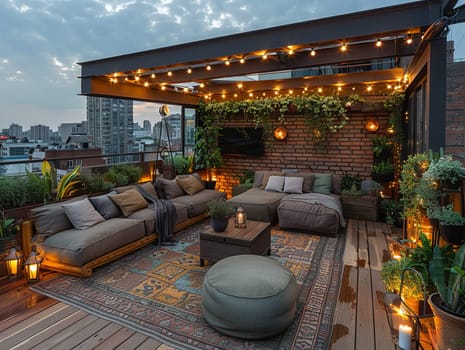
[{"left": 31, "top": 221, "right": 344, "bottom": 350}]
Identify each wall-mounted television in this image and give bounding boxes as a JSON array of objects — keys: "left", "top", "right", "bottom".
[{"left": 218, "top": 127, "right": 265, "bottom": 156}]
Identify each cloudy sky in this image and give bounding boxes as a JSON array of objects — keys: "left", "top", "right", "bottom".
[{"left": 1, "top": 0, "right": 464, "bottom": 131}]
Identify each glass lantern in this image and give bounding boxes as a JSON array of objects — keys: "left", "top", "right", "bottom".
[
  {"left": 4, "top": 240, "right": 23, "bottom": 280},
  {"left": 24, "top": 245, "right": 42, "bottom": 283},
  {"left": 234, "top": 207, "right": 247, "bottom": 228}
]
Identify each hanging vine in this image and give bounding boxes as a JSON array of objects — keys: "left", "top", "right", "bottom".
[{"left": 198, "top": 94, "right": 362, "bottom": 146}]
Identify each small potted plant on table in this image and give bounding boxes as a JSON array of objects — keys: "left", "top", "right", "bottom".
[{"left": 207, "top": 197, "right": 234, "bottom": 232}]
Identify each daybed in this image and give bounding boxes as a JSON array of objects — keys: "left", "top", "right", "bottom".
[
  {"left": 228, "top": 171, "right": 345, "bottom": 236},
  {"left": 21, "top": 175, "right": 225, "bottom": 277}
]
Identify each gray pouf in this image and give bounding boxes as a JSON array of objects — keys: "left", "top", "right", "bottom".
[{"left": 201, "top": 254, "right": 297, "bottom": 339}]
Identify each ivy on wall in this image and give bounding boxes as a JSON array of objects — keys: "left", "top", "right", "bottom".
[{"left": 198, "top": 92, "right": 404, "bottom": 147}]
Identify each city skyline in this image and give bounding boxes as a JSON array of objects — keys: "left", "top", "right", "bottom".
[{"left": 1, "top": 0, "right": 464, "bottom": 130}]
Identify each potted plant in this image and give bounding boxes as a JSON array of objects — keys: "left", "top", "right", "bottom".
[
  {"left": 424, "top": 154, "right": 464, "bottom": 190},
  {"left": 428, "top": 243, "right": 465, "bottom": 350},
  {"left": 372, "top": 136, "right": 392, "bottom": 160},
  {"left": 194, "top": 113, "right": 222, "bottom": 188},
  {"left": 371, "top": 160, "right": 394, "bottom": 183},
  {"left": 232, "top": 169, "right": 255, "bottom": 196},
  {"left": 428, "top": 204, "right": 465, "bottom": 245},
  {"left": 207, "top": 197, "right": 234, "bottom": 232}
]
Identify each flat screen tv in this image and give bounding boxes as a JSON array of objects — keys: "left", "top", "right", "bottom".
[{"left": 218, "top": 127, "right": 264, "bottom": 156}]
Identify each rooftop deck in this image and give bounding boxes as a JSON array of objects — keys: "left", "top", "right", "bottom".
[{"left": 0, "top": 220, "right": 431, "bottom": 349}]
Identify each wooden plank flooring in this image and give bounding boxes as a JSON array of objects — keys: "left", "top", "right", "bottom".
[{"left": 0, "top": 220, "right": 411, "bottom": 349}]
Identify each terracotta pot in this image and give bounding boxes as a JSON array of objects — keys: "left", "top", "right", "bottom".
[{"left": 428, "top": 293, "right": 465, "bottom": 350}]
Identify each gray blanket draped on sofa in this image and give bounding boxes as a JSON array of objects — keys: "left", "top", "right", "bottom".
[{"left": 136, "top": 184, "right": 177, "bottom": 243}]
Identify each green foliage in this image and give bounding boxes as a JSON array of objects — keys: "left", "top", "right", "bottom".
[
  {"left": 428, "top": 204, "right": 465, "bottom": 226},
  {"left": 207, "top": 197, "right": 234, "bottom": 219},
  {"left": 80, "top": 173, "right": 114, "bottom": 194},
  {"left": 372, "top": 136, "right": 391, "bottom": 158},
  {"left": 381, "top": 259, "right": 425, "bottom": 300},
  {"left": 239, "top": 169, "right": 255, "bottom": 185},
  {"left": 341, "top": 173, "right": 362, "bottom": 191},
  {"left": 56, "top": 165, "right": 83, "bottom": 200},
  {"left": 371, "top": 160, "right": 394, "bottom": 175},
  {"left": 172, "top": 155, "right": 191, "bottom": 175},
  {"left": 199, "top": 94, "right": 361, "bottom": 149},
  {"left": 105, "top": 164, "right": 142, "bottom": 187},
  {"left": 0, "top": 210, "right": 18, "bottom": 239},
  {"left": 0, "top": 176, "right": 26, "bottom": 210},
  {"left": 24, "top": 171, "right": 52, "bottom": 204},
  {"left": 383, "top": 91, "right": 405, "bottom": 114},
  {"left": 429, "top": 244, "right": 465, "bottom": 314},
  {"left": 424, "top": 154, "right": 464, "bottom": 184},
  {"left": 380, "top": 199, "right": 403, "bottom": 225}
]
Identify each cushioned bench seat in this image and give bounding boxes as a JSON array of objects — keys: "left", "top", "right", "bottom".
[
  {"left": 33, "top": 218, "right": 146, "bottom": 266},
  {"left": 171, "top": 189, "right": 225, "bottom": 217},
  {"left": 227, "top": 188, "right": 287, "bottom": 223}
]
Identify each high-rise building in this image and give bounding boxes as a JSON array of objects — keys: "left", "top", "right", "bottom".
[
  {"left": 86, "top": 97, "right": 135, "bottom": 163},
  {"left": 8, "top": 123, "right": 23, "bottom": 138},
  {"left": 143, "top": 120, "right": 152, "bottom": 134},
  {"left": 30, "top": 124, "right": 50, "bottom": 142}
]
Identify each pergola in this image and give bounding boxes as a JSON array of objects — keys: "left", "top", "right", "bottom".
[{"left": 78, "top": 0, "right": 465, "bottom": 151}]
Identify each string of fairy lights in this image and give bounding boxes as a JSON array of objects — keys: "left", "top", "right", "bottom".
[{"left": 106, "top": 33, "right": 418, "bottom": 100}]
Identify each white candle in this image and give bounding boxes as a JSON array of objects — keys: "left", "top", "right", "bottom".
[
  {"left": 399, "top": 324, "right": 411, "bottom": 350},
  {"left": 237, "top": 213, "right": 244, "bottom": 224}
]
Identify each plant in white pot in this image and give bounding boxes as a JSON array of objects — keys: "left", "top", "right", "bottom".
[{"left": 428, "top": 244, "right": 465, "bottom": 349}]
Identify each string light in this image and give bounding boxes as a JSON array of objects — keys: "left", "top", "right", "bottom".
[
  {"left": 225, "top": 60, "right": 230, "bottom": 66},
  {"left": 240, "top": 58, "right": 245, "bottom": 64},
  {"left": 199, "top": 83, "right": 205, "bottom": 88},
  {"left": 187, "top": 67, "right": 192, "bottom": 74},
  {"left": 206, "top": 64, "right": 212, "bottom": 71},
  {"left": 310, "top": 49, "right": 316, "bottom": 56},
  {"left": 406, "top": 33, "right": 413, "bottom": 44},
  {"left": 237, "top": 82, "right": 243, "bottom": 89},
  {"left": 262, "top": 53, "right": 268, "bottom": 60},
  {"left": 167, "top": 71, "right": 172, "bottom": 77},
  {"left": 144, "top": 82, "right": 149, "bottom": 87},
  {"left": 376, "top": 39, "right": 382, "bottom": 47},
  {"left": 151, "top": 73, "right": 156, "bottom": 78},
  {"left": 340, "top": 43, "right": 348, "bottom": 52}
]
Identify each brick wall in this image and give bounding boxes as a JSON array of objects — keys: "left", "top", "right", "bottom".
[{"left": 211, "top": 102, "right": 390, "bottom": 197}]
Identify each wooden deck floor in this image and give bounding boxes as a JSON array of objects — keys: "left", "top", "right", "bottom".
[{"left": 0, "top": 220, "right": 416, "bottom": 350}]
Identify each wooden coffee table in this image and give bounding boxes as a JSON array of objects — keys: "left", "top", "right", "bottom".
[{"left": 199, "top": 219, "right": 271, "bottom": 266}]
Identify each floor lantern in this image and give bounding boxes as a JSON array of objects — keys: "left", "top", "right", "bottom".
[
  {"left": 24, "top": 245, "right": 42, "bottom": 283},
  {"left": 4, "top": 240, "right": 23, "bottom": 280}
]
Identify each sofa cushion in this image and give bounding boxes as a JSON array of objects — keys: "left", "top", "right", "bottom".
[
  {"left": 312, "top": 173, "right": 332, "bottom": 195},
  {"left": 283, "top": 176, "right": 304, "bottom": 194},
  {"left": 62, "top": 197, "right": 105, "bottom": 230},
  {"left": 228, "top": 188, "right": 287, "bottom": 223},
  {"left": 265, "top": 176, "right": 285, "bottom": 192},
  {"left": 331, "top": 174, "right": 343, "bottom": 195},
  {"left": 176, "top": 174, "right": 205, "bottom": 195},
  {"left": 109, "top": 188, "right": 148, "bottom": 217},
  {"left": 30, "top": 195, "right": 85, "bottom": 235},
  {"left": 259, "top": 171, "right": 284, "bottom": 189},
  {"left": 89, "top": 191, "right": 121, "bottom": 219},
  {"left": 137, "top": 182, "right": 158, "bottom": 199},
  {"left": 285, "top": 172, "right": 314, "bottom": 193},
  {"left": 171, "top": 190, "right": 226, "bottom": 218},
  {"left": 155, "top": 177, "right": 184, "bottom": 199},
  {"left": 34, "top": 218, "right": 146, "bottom": 266}
]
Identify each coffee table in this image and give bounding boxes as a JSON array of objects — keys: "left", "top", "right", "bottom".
[{"left": 199, "top": 219, "right": 271, "bottom": 267}]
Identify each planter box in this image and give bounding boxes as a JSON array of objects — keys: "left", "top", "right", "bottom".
[{"left": 341, "top": 194, "right": 378, "bottom": 222}]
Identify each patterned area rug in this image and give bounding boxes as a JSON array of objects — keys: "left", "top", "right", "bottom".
[{"left": 31, "top": 221, "right": 344, "bottom": 350}]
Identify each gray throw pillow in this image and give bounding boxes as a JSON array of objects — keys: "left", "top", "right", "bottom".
[
  {"left": 265, "top": 176, "right": 285, "bottom": 192},
  {"left": 62, "top": 197, "right": 105, "bottom": 230},
  {"left": 283, "top": 176, "right": 304, "bottom": 194},
  {"left": 286, "top": 172, "right": 314, "bottom": 193},
  {"left": 89, "top": 191, "right": 121, "bottom": 219},
  {"left": 157, "top": 177, "right": 184, "bottom": 199}
]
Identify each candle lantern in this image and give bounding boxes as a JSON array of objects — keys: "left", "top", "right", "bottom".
[
  {"left": 4, "top": 241, "right": 23, "bottom": 280},
  {"left": 234, "top": 207, "right": 247, "bottom": 228},
  {"left": 24, "top": 245, "right": 42, "bottom": 283}
]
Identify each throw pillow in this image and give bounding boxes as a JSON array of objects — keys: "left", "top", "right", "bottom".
[
  {"left": 109, "top": 188, "right": 149, "bottom": 217},
  {"left": 283, "top": 176, "right": 304, "bottom": 194},
  {"left": 312, "top": 173, "right": 332, "bottom": 194},
  {"left": 176, "top": 174, "right": 205, "bottom": 195},
  {"left": 286, "top": 172, "right": 314, "bottom": 193},
  {"left": 30, "top": 195, "right": 85, "bottom": 235},
  {"left": 137, "top": 182, "right": 158, "bottom": 199},
  {"left": 156, "top": 177, "right": 184, "bottom": 199},
  {"left": 62, "top": 197, "right": 105, "bottom": 230},
  {"left": 265, "top": 176, "right": 285, "bottom": 192},
  {"left": 331, "top": 174, "right": 343, "bottom": 194},
  {"left": 89, "top": 191, "right": 121, "bottom": 219},
  {"left": 260, "top": 171, "right": 283, "bottom": 189}
]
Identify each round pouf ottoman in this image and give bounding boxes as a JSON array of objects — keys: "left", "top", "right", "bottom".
[{"left": 201, "top": 254, "right": 297, "bottom": 339}]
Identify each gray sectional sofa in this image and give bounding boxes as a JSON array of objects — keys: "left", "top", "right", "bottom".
[
  {"left": 228, "top": 170, "right": 345, "bottom": 236},
  {"left": 21, "top": 175, "right": 225, "bottom": 277}
]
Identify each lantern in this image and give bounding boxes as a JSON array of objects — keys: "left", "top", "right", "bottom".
[
  {"left": 4, "top": 240, "right": 23, "bottom": 280},
  {"left": 234, "top": 207, "right": 247, "bottom": 228},
  {"left": 24, "top": 245, "right": 42, "bottom": 283}
]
